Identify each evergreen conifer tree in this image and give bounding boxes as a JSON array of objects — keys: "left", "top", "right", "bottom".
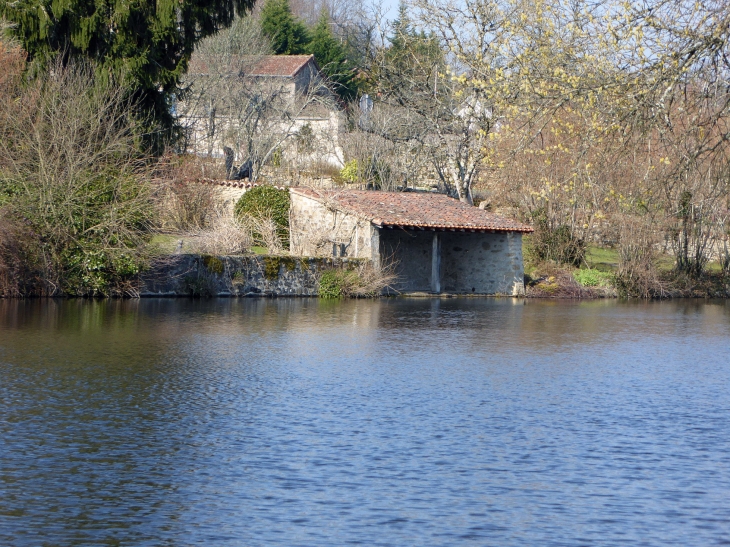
[
  {"left": 1, "top": 0, "right": 256, "bottom": 151},
  {"left": 389, "top": 2, "right": 413, "bottom": 55},
  {"left": 378, "top": 0, "right": 443, "bottom": 96},
  {"left": 260, "top": 0, "right": 309, "bottom": 55},
  {"left": 307, "top": 10, "right": 356, "bottom": 101}
]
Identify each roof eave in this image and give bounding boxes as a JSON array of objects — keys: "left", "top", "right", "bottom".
[
  {"left": 290, "top": 55, "right": 317, "bottom": 78},
  {"left": 380, "top": 223, "right": 533, "bottom": 233}
]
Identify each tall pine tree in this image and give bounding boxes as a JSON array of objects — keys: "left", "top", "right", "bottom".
[
  {"left": 378, "top": 1, "right": 443, "bottom": 97},
  {"left": 1, "top": 0, "right": 256, "bottom": 150},
  {"left": 306, "top": 10, "right": 356, "bottom": 102},
  {"left": 260, "top": 0, "right": 309, "bottom": 55}
]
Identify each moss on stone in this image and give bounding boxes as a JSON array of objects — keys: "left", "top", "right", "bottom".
[
  {"left": 282, "top": 257, "right": 297, "bottom": 272},
  {"left": 263, "top": 256, "right": 282, "bottom": 281},
  {"left": 203, "top": 255, "right": 224, "bottom": 274}
]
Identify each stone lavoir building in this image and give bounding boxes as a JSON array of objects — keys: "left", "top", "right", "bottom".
[{"left": 290, "top": 188, "right": 533, "bottom": 295}]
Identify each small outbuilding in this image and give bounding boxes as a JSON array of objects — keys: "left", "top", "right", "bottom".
[{"left": 289, "top": 188, "right": 534, "bottom": 295}]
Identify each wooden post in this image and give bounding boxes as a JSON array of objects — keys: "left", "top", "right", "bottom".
[{"left": 431, "top": 232, "right": 441, "bottom": 294}]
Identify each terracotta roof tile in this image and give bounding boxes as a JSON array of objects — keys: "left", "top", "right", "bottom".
[
  {"left": 291, "top": 188, "right": 533, "bottom": 233},
  {"left": 249, "top": 55, "right": 317, "bottom": 77},
  {"left": 188, "top": 55, "right": 318, "bottom": 78}
]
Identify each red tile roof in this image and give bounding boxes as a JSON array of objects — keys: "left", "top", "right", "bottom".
[
  {"left": 188, "top": 54, "right": 319, "bottom": 78},
  {"left": 249, "top": 55, "right": 317, "bottom": 77},
  {"left": 291, "top": 188, "right": 533, "bottom": 233}
]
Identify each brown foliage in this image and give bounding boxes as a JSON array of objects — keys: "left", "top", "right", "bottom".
[
  {"left": 0, "top": 211, "right": 34, "bottom": 296},
  {"left": 614, "top": 216, "right": 668, "bottom": 298},
  {"left": 0, "top": 54, "right": 154, "bottom": 296},
  {"left": 152, "top": 154, "right": 224, "bottom": 231}
]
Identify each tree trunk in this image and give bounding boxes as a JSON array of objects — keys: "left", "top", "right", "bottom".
[{"left": 457, "top": 180, "right": 473, "bottom": 206}]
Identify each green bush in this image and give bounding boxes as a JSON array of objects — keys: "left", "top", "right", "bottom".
[
  {"left": 234, "top": 186, "right": 291, "bottom": 247},
  {"left": 528, "top": 208, "right": 586, "bottom": 266},
  {"left": 573, "top": 269, "right": 614, "bottom": 287},
  {"left": 338, "top": 158, "right": 388, "bottom": 189},
  {"left": 319, "top": 269, "right": 359, "bottom": 298},
  {"left": 340, "top": 159, "right": 359, "bottom": 183}
]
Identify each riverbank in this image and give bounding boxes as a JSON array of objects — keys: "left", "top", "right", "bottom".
[
  {"left": 524, "top": 262, "right": 730, "bottom": 299},
  {"left": 137, "top": 252, "right": 730, "bottom": 299}
]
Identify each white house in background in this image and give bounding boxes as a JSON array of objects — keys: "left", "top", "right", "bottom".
[{"left": 181, "top": 54, "right": 345, "bottom": 172}]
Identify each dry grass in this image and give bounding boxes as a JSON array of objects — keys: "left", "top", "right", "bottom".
[
  {"left": 185, "top": 211, "right": 252, "bottom": 255},
  {"left": 351, "top": 261, "right": 399, "bottom": 297},
  {"left": 152, "top": 155, "right": 223, "bottom": 231},
  {"left": 238, "top": 213, "right": 286, "bottom": 255},
  {"left": 318, "top": 260, "right": 400, "bottom": 298}
]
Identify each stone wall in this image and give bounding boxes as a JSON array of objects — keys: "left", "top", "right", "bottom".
[
  {"left": 139, "top": 255, "right": 364, "bottom": 297},
  {"left": 138, "top": 247, "right": 524, "bottom": 297},
  {"left": 290, "top": 191, "right": 375, "bottom": 259},
  {"left": 379, "top": 229, "right": 525, "bottom": 295},
  {"left": 440, "top": 231, "right": 525, "bottom": 295},
  {"left": 211, "top": 184, "right": 247, "bottom": 212}
]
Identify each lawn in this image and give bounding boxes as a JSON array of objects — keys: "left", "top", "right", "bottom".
[
  {"left": 148, "top": 234, "right": 270, "bottom": 256},
  {"left": 148, "top": 234, "right": 182, "bottom": 254},
  {"left": 584, "top": 246, "right": 619, "bottom": 270}
]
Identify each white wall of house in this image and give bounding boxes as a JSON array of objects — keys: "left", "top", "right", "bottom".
[{"left": 180, "top": 59, "right": 344, "bottom": 169}]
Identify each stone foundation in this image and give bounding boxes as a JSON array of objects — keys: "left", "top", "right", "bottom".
[
  {"left": 139, "top": 250, "right": 526, "bottom": 298},
  {"left": 140, "top": 255, "right": 365, "bottom": 297}
]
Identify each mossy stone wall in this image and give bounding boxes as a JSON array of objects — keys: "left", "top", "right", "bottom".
[{"left": 139, "top": 254, "right": 366, "bottom": 297}]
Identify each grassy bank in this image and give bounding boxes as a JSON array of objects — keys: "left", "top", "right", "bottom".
[{"left": 524, "top": 243, "right": 730, "bottom": 299}]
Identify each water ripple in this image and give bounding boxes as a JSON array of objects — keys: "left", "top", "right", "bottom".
[{"left": 0, "top": 298, "right": 729, "bottom": 546}]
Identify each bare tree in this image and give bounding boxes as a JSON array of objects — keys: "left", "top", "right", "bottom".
[
  {"left": 341, "top": 102, "right": 432, "bottom": 190},
  {"left": 353, "top": 6, "right": 496, "bottom": 203},
  {"left": 402, "top": 0, "right": 730, "bottom": 282},
  {"left": 0, "top": 56, "right": 153, "bottom": 296}
]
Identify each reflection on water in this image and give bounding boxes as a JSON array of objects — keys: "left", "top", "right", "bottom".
[{"left": 1, "top": 298, "right": 729, "bottom": 546}]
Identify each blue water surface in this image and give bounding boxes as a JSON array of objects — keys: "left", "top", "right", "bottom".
[{"left": 0, "top": 298, "right": 729, "bottom": 546}]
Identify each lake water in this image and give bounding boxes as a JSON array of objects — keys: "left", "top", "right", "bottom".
[{"left": 0, "top": 298, "right": 729, "bottom": 546}]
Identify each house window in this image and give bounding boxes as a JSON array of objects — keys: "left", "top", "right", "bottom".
[{"left": 333, "top": 243, "right": 347, "bottom": 257}]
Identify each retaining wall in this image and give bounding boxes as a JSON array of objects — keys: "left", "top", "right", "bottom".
[{"left": 139, "top": 254, "right": 365, "bottom": 297}]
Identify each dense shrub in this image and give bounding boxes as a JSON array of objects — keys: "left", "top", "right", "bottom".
[
  {"left": 0, "top": 56, "right": 153, "bottom": 296},
  {"left": 528, "top": 208, "right": 586, "bottom": 266},
  {"left": 234, "top": 186, "right": 290, "bottom": 249},
  {"left": 614, "top": 250, "right": 666, "bottom": 298}
]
